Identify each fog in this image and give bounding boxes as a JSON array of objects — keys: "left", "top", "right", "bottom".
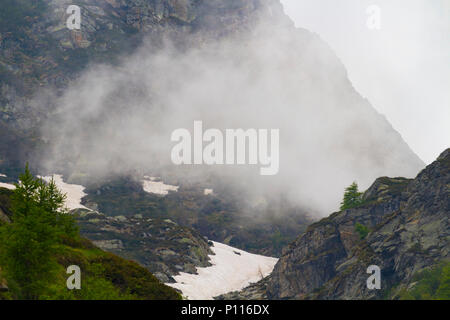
[
  {"left": 41, "top": 4, "right": 424, "bottom": 216},
  {"left": 281, "top": 0, "right": 450, "bottom": 164}
]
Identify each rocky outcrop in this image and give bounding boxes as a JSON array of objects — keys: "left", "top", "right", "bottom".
[
  {"left": 264, "top": 149, "right": 449, "bottom": 299},
  {"left": 76, "top": 209, "right": 213, "bottom": 283},
  {"left": 216, "top": 277, "right": 271, "bottom": 300}
]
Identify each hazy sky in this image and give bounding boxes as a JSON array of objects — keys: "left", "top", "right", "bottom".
[{"left": 281, "top": 0, "right": 450, "bottom": 164}]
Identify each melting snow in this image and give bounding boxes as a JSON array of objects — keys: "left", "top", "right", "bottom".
[
  {"left": 0, "top": 173, "right": 15, "bottom": 189},
  {"left": 166, "top": 241, "right": 278, "bottom": 300},
  {"left": 40, "top": 175, "right": 88, "bottom": 210},
  {"left": 0, "top": 174, "right": 87, "bottom": 210},
  {"left": 204, "top": 188, "right": 214, "bottom": 195},
  {"left": 142, "top": 176, "right": 179, "bottom": 195},
  {"left": 0, "top": 182, "right": 15, "bottom": 190}
]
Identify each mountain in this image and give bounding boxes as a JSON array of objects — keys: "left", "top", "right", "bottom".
[
  {"left": 221, "top": 148, "right": 449, "bottom": 299},
  {"left": 0, "top": 0, "right": 429, "bottom": 289},
  {"left": 1, "top": 0, "right": 423, "bottom": 196}
]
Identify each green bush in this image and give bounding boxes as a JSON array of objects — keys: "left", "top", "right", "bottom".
[
  {"left": 354, "top": 223, "right": 370, "bottom": 240},
  {"left": 399, "top": 262, "right": 450, "bottom": 300}
]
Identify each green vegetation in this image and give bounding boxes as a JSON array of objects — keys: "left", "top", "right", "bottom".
[
  {"left": 0, "top": 166, "right": 180, "bottom": 300},
  {"left": 398, "top": 262, "right": 450, "bottom": 300},
  {"left": 0, "top": 165, "right": 77, "bottom": 299},
  {"left": 354, "top": 223, "right": 369, "bottom": 240},
  {"left": 340, "top": 182, "right": 363, "bottom": 210}
]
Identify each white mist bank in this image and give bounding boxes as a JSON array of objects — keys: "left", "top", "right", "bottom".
[
  {"left": 41, "top": 5, "right": 424, "bottom": 216},
  {"left": 167, "top": 241, "right": 278, "bottom": 300}
]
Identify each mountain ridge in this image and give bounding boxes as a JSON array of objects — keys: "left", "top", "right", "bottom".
[{"left": 219, "top": 148, "right": 449, "bottom": 299}]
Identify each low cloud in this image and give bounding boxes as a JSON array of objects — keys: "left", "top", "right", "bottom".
[{"left": 41, "top": 9, "right": 423, "bottom": 216}]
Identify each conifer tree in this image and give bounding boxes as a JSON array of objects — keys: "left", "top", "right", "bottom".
[
  {"left": 0, "top": 165, "right": 77, "bottom": 299},
  {"left": 340, "top": 182, "right": 363, "bottom": 210}
]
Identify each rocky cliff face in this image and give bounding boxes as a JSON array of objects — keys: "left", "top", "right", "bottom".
[{"left": 263, "top": 149, "right": 449, "bottom": 299}]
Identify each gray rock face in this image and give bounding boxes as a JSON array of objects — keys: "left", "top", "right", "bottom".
[
  {"left": 216, "top": 277, "right": 271, "bottom": 300},
  {"left": 92, "top": 239, "right": 124, "bottom": 250},
  {"left": 265, "top": 149, "right": 449, "bottom": 299},
  {"left": 1, "top": 0, "right": 281, "bottom": 132},
  {"left": 76, "top": 209, "right": 213, "bottom": 282}
]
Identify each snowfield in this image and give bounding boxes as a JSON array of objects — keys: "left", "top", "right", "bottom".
[
  {"left": 204, "top": 188, "right": 214, "bottom": 195},
  {"left": 0, "top": 182, "right": 15, "bottom": 190},
  {"left": 142, "top": 176, "right": 179, "bottom": 195},
  {"left": 167, "top": 241, "right": 278, "bottom": 300},
  {"left": 0, "top": 173, "right": 15, "bottom": 189},
  {"left": 40, "top": 175, "right": 88, "bottom": 210},
  {"left": 0, "top": 174, "right": 87, "bottom": 210}
]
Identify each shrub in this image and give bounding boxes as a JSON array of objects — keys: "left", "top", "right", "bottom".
[{"left": 354, "top": 223, "right": 369, "bottom": 240}]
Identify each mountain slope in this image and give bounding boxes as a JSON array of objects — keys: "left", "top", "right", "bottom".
[
  {"left": 76, "top": 208, "right": 214, "bottom": 283},
  {"left": 0, "top": 186, "right": 181, "bottom": 300},
  {"left": 263, "top": 148, "right": 449, "bottom": 299}
]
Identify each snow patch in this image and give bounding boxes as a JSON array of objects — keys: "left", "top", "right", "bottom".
[
  {"left": 0, "top": 182, "right": 15, "bottom": 190},
  {"left": 142, "top": 176, "right": 179, "bottom": 195},
  {"left": 40, "top": 175, "right": 87, "bottom": 210},
  {"left": 166, "top": 241, "right": 278, "bottom": 300}
]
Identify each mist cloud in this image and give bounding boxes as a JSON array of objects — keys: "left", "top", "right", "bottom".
[
  {"left": 281, "top": 0, "right": 450, "bottom": 164},
  {"left": 41, "top": 9, "right": 423, "bottom": 216}
]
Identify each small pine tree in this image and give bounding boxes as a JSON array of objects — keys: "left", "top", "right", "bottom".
[
  {"left": 340, "top": 182, "right": 363, "bottom": 210},
  {"left": 0, "top": 165, "right": 78, "bottom": 299}
]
